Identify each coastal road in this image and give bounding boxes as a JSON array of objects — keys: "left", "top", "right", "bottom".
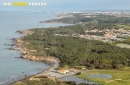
[{"left": 31, "top": 57, "right": 60, "bottom": 79}]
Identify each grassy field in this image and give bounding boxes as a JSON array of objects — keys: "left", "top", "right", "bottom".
[
  {"left": 117, "top": 25, "right": 130, "bottom": 30},
  {"left": 78, "top": 69, "right": 130, "bottom": 85}
]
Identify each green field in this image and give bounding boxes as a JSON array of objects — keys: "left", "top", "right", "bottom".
[
  {"left": 78, "top": 70, "right": 130, "bottom": 85},
  {"left": 117, "top": 25, "right": 130, "bottom": 30}
]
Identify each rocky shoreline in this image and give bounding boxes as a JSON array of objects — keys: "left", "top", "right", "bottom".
[
  {"left": 14, "top": 37, "right": 60, "bottom": 63},
  {"left": 11, "top": 30, "right": 60, "bottom": 84},
  {"left": 14, "top": 30, "right": 60, "bottom": 62}
]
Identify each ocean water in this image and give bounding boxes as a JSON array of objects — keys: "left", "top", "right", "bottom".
[{"left": 0, "top": 10, "right": 71, "bottom": 85}]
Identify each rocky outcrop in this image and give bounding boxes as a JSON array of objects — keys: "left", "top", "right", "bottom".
[
  {"left": 16, "top": 30, "right": 33, "bottom": 35},
  {"left": 14, "top": 30, "right": 60, "bottom": 66}
]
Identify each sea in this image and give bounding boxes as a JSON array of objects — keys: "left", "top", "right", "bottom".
[{"left": 0, "top": 9, "right": 72, "bottom": 85}]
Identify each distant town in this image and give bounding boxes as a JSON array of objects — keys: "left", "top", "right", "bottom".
[
  {"left": 40, "top": 12, "right": 130, "bottom": 43},
  {"left": 56, "top": 11, "right": 130, "bottom": 19}
]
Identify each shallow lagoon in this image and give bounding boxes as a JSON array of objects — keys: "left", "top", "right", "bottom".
[{"left": 60, "top": 76, "right": 95, "bottom": 85}]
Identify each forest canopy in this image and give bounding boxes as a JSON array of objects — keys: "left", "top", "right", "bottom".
[{"left": 21, "top": 25, "right": 130, "bottom": 69}]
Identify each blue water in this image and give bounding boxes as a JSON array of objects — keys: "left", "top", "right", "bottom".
[
  {"left": 60, "top": 76, "right": 95, "bottom": 85},
  {"left": 0, "top": 10, "right": 71, "bottom": 85}
]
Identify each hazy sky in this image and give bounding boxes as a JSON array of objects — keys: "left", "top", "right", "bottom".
[{"left": 0, "top": 0, "right": 130, "bottom": 11}]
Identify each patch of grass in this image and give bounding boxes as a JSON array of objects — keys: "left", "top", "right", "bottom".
[
  {"left": 12, "top": 77, "right": 68, "bottom": 85},
  {"left": 34, "top": 76, "right": 48, "bottom": 78},
  {"left": 119, "top": 67, "right": 130, "bottom": 71},
  {"left": 78, "top": 69, "right": 130, "bottom": 85},
  {"left": 117, "top": 25, "right": 130, "bottom": 30},
  {"left": 74, "top": 66, "right": 86, "bottom": 69}
]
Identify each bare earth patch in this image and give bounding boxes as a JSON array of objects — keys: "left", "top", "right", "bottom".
[
  {"left": 115, "top": 79, "right": 122, "bottom": 80},
  {"left": 105, "top": 80, "right": 114, "bottom": 83},
  {"left": 116, "top": 43, "right": 130, "bottom": 48}
]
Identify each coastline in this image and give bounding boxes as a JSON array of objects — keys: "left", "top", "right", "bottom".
[{"left": 11, "top": 30, "right": 60, "bottom": 84}]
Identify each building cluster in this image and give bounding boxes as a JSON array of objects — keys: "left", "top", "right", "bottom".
[
  {"left": 57, "top": 12, "right": 130, "bottom": 19},
  {"left": 57, "top": 13, "right": 73, "bottom": 19},
  {"left": 55, "top": 28, "right": 130, "bottom": 43},
  {"left": 80, "top": 12, "right": 130, "bottom": 17},
  {"left": 81, "top": 29, "right": 130, "bottom": 42}
]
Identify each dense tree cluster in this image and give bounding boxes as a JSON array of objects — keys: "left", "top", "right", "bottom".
[{"left": 22, "top": 26, "right": 130, "bottom": 69}]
